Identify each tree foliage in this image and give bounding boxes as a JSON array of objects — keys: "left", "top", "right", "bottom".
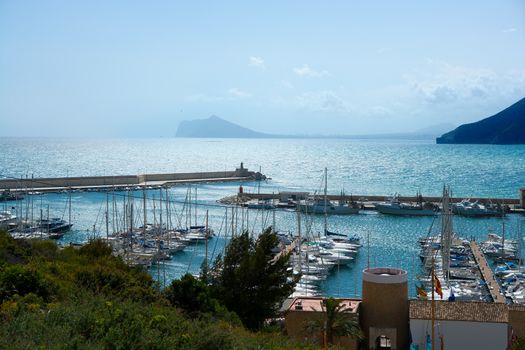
[
  {"left": 164, "top": 273, "right": 231, "bottom": 318},
  {"left": 209, "top": 227, "right": 296, "bottom": 330}
]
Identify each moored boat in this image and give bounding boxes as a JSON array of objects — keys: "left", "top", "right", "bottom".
[{"left": 375, "top": 193, "right": 438, "bottom": 216}]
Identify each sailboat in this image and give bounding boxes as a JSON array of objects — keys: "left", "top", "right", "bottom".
[{"left": 297, "top": 168, "right": 360, "bottom": 215}]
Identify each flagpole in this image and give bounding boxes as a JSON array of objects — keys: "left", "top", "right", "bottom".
[{"left": 431, "top": 255, "right": 435, "bottom": 350}]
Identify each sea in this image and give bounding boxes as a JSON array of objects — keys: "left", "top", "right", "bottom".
[{"left": 1, "top": 137, "right": 525, "bottom": 298}]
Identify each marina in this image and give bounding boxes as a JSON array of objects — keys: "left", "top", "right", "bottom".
[{"left": 1, "top": 138, "right": 524, "bottom": 302}]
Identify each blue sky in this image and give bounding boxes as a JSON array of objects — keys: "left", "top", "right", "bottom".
[{"left": 1, "top": 1, "right": 524, "bottom": 137}]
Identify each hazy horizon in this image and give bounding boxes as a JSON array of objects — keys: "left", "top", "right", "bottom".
[{"left": 1, "top": 1, "right": 524, "bottom": 137}]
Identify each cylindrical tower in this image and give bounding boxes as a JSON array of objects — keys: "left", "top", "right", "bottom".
[{"left": 361, "top": 267, "right": 408, "bottom": 350}]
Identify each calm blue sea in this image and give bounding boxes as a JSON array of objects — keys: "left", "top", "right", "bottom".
[{"left": 1, "top": 137, "right": 524, "bottom": 297}]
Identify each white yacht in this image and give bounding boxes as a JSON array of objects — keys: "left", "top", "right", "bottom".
[
  {"left": 0, "top": 210, "right": 17, "bottom": 229},
  {"left": 452, "top": 199, "right": 504, "bottom": 217},
  {"left": 375, "top": 194, "right": 438, "bottom": 216}
]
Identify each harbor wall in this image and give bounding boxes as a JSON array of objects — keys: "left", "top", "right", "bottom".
[
  {"left": 0, "top": 175, "right": 139, "bottom": 189},
  {"left": 142, "top": 171, "right": 236, "bottom": 182},
  {"left": 0, "top": 167, "right": 258, "bottom": 191}
]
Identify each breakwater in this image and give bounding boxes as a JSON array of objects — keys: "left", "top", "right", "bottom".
[
  {"left": 230, "top": 192, "right": 521, "bottom": 206},
  {"left": 0, "top": 163, "right": 265, "bottom": 193}
]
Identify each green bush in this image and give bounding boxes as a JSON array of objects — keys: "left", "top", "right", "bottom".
[
  {"left": 0, "top": 264, "right": 54, "bottom": 303},
  {"left": 0, "top": 231, "right": 319, "bottom": 349}
]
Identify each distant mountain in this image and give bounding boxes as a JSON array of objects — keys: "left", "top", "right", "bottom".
[
  {"left": 176, "top": 116, "right": 455, "bottom": 140},
  {"left": 414, "top": 123, "right": 456, "bottom": 136},
  {"left": 436, "top": 97, "right": 525, "bottom": 144},
  {"left": 176, "top": 115, "right": 273, "bottom": 138}
]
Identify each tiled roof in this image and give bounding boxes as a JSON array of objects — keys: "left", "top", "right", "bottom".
[
  {"left": 409, "top": 300, "right": 508, "bottom": 323},
  {"left": 288, "top": 297, "right": 361, "bottom": 313}
]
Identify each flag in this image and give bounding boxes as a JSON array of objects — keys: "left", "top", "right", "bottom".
[
  {"left": 426, "top": 334, "right": 431, "bottom": 350},
  {"left": 448, "top": 288, "right": 455, "bottom": 302},
  {"left": 416, "top": 284, "right": 427, "bottom": 299},
  {"left": 434, "top": 273, "right": 443, "bottom": 299}
]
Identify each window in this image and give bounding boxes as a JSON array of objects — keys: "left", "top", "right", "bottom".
[{"left": 376, "top": 335, "right": 392, "bottom": 349}]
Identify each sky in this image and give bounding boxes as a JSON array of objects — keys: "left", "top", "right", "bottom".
[{"left": 1, "top": 0, "right": 524, "bottom": 137}]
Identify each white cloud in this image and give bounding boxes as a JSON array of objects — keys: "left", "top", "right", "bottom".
[
  {"left": 187, "top": 94, "right": 224, "bottom": 103},
  {"left": 295, "top": 91, "right": 348, "bottom": 113},
  {"left": 398, "top": 60, "right": 525, "bottom": 125},
  {"left": 502, "top": 28, "right": 517, "bottom": 33},
  {"left": 376, "top": 47, "right": 392, "bottom": 54},
  {"left": 227, "top": 88, "right": 251, "bottom": 98},
  {"left": 293, "top": 64, "right": 328, "bottom": 78},
  {"left": 248, "top": 56, "right": 265, "bottom": 68},
  {"left": 280, "top": 80, "right": 294, "bottom": 89}
]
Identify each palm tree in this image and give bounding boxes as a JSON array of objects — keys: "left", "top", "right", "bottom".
[{"left": 304, "top": 297, "right": 363, "bottom": 348}]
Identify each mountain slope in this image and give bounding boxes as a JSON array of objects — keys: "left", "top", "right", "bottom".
[
  {"left": 436, "top": 97, "right": 525, "bottom": 144},
  {"left": 176, "top": 115, "right": 272, "bottom": 138}
]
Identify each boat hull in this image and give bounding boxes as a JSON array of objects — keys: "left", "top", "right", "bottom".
[
  {"left": 375, "top": 204, "right": 436, "bottom": 216},
  {"left": 297, "top": 204, "right": 359, "bottom": 215}
]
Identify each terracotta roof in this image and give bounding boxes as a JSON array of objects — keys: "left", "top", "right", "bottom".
[
  {"left": 409, "top": 300, "right": 508, "bottom": 323},
  {"left": 288, "top": 297, "right": 361, "bottom": 313}
]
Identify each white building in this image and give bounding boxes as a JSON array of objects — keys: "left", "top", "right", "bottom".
[{"left": 410, "top": 300, "right": 509, "bottom": 350}]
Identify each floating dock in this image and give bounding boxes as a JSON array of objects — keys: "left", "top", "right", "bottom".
[
  {"left": 470, "top": 241, "right": 506, "bottom": 303},
  {"left": 0, "top": 163, "right": 265, "bottom": 193}
]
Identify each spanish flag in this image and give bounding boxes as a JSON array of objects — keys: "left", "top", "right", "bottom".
[
  {"left": 416, "top": 284, "right": 428, "bottom": 299},
  {"left": 434, "top": 273, "right": 443, "bottom": 299}
]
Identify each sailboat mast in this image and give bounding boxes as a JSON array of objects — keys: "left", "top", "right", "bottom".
[
  {"left": 205, "top": 210, "right": 209, "bottom": 271},
  {"left": 68, "top": 187, "right": 72, "bottom": 226},
  {"left": 297, "top": 209, "right": 302, "bottom": 274},
  {"left": 143, "top": 187, "right": 147, "bottom": 237},
  {"left": 105, "top": 192, "right": 109, "bottom": 241},
  {"left": 194, "top": 187, "right": 197, "bottom": 226},
  {"left": 431, "top": 255, "right": 435, "bottom": 350},
  {"left": 324, "top": 167, "right": 328, "bottom": 234}
]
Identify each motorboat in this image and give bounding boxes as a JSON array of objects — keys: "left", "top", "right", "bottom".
[
  {"left": 375, "top": 194, "right": 438, "bottom": 216},
  {"left": 37, "top": 217, "right": 73, "bottom": 233},
  {"left": 452, "top": 199, "right": 504, "bottom": 217},
  {"left": 297, "top": 197, "right": 360, "bottom": 215},
  {"left": 245, "top": 198, "right": 275, "bottom": 210},
  {"left": 297, "top": 168, "right": 360, "bottom": 215}
]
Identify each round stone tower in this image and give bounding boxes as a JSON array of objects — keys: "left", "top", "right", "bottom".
[{"left": 361, "top": 267, "right": 409, "bottom": 350}]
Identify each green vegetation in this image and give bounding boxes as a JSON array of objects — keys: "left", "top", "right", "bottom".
[
  {"left": 208, "top": 227, "right": 297, "bottom": 330},
  {"left": 0, "top": 230, "right": 317, "bottom": 349}
]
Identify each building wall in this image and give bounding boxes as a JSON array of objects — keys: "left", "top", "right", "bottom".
[
  {"left": 362, "top": 273, "right": 409, "bottom": 350},
  {"left": 410, "top": 319, "right": 508, "bottom": 350},
  {"left": 509, "top": 305, "right": 525, "bottom": 339},
  {"left": 285, "top": 309, "right": 359, "bottom": 350}
]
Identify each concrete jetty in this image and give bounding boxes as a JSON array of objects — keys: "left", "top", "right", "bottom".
[
  {"left": 228, "top": 191, "right": 521, "bottom": 208},
  {"left": 470, "top": 241, "right": 506, "bottom": 303},
  {"left": 0, "top": 163, "right": 266, "bottom": 193}
]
